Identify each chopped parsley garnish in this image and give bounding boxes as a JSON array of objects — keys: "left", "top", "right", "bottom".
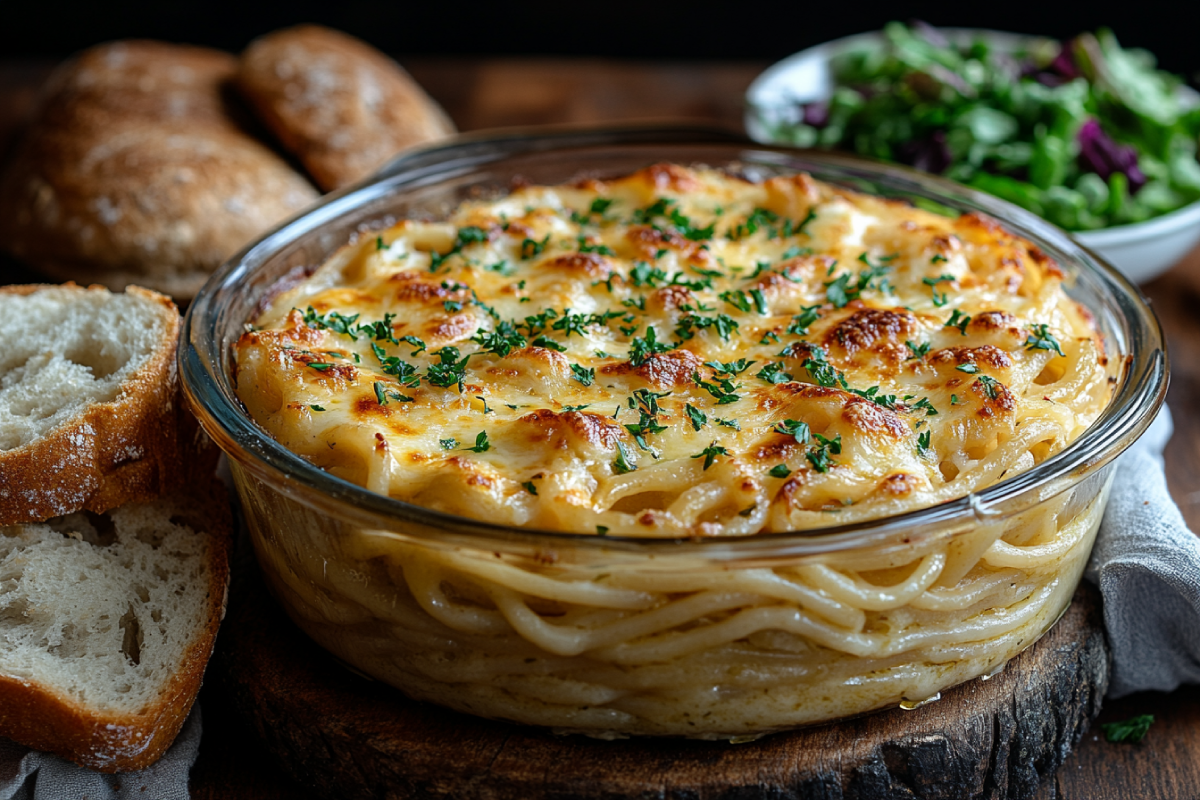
[
  {"left": 787, "top": 305, "right": 822, "bottom": 335},
  {"left": 1025, "top": 323, "right": 1066, "bottom": 357},
  {"left": 693, "top": 373, "right": 741, "bottom": 405},
  {"left": 951, "top": 394, "right": 960, "bottom": 405},
  {"left": 692, "top": 441, "right": 730, "bottom": 470},
  {"left": 726, "top": 207, "right": 779, "bottom": 241},
  {"left": 801, "top": 347, "right": 848, "bottom": 389},
  {"left": 1101, "top": 715, "right": 1154, "bottom": 744},
  {"left": 472, "top": 322, "right": 527, "bottom": 357},
  {"left": 849, "top": 385, "right": 899, "bottom": 409},
  {"left": 375, "top": 236, "right": 386, "bottom": 251},
  {"left": 439, "top": 438, "right": 457, "bottom": 450},
  {"left": 977, "top": 375, "right": 1002, "bottom": 400},
  {"left": 522, "top": 480, "right": 538, "bottom": 495},
  {"left": 773, "top": 419, "right": 811, "bottom": 444},
  {"left": 301, "top": 306, "right": 362, "bottom": 339},
  {"left": 675, "top": 313, "right": 739, "bottom": 343},
  {"left": 906, "top": 340, "right": 931, "bottom": 359},
  {"left": 519, "top": 233, "right": 551, "bottom": 260},
  {"left": 628, "top": 325, "right": 671, "bottom": 366},
  {"left": 684, "top": 403, "right": 708, "bottom": 431},
  {"left": 757, "top": 362, "right": 793, "bottom": 384},
  {"left": 631, "top": 197, "right": 675, "bottom": 224},
  {"left": 530, "top": 335, "right": 567, "bottom": 352},
  {"left": 806, "top": 433, "right": 842, "bottom": 473},
  {"left": 374, "top": 380, "right": 400, "bottom": 405},
  {"left": 443, "top": 299, "right": 464, "bottom": 313},
  {"left": 668, "top": 208, "right": 716, "bottom": 241},
  {"left": 769, "top": 464, "right": 792, "bottom": 478},
  {"left": 630, "top": 261, "right": 668, "bottom": 287},
  {"left": 426, "top": 346, "right": 472, "bottom": 391},
  {"left": 485, "top": 260, "right": 515, "bottom": 276},
  {"left": 945, "top": 309, "right": 972, "bottom": 335},
  {"left": 476, "top": 395, "right": 493, "bottom": 414},
  {"left": 613, "top": 441, "right": 637, "bottom": 474},
  {"left": 931, "top": 254, "right": 949, "bottom": 264},
  {"left": 719, "top": 289, "right": 754, "bottom": 313},
  {"left": 705, "top": 358, "right": 755, "bottom": 376},
  {"left": 307, "top": 362, "right": 333, "bottom": 371},
  {"left": 561, "top": 404, "right": 592, "bottom": 412},
  {"left": 824, "top": 254, "right": 892, "bottom": 308},
  {"left": 577, "top": 236, "right": 615, "bottom": 256},
  {"left": 310, "top": 404, "right": 325, "bottom": 411},
  {"left": 909, "top": 397, "right": 939, "bottom": 416},
  {"left": 923, "top": 274, "right": 955, "bottom": 307},
  {"left": 596, "top": 525, "right": 610, "bottom": 536},
  {"left": 956, "top": 363, "right": 979, "bottom": 374},
  {"left": 715, "top": 417, "right": 741, "bottom": 431},
  {"left": 465, "top": 431, "right": 491, "bottom": 453},
  {"left": 571, "top": 363, "right": 595, "bottom": 386},
  {"left": 399, "top": 335, "right": 426, "bottom": 355},
  {"left": 917, "top": 429, "right": 933, "bottom": 457}
]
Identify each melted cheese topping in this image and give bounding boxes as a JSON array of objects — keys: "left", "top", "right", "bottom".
[{"left": 237, "top": 164, "right": 1112, "bottom": 536}]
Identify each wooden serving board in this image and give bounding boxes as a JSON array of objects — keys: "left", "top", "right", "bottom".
[{"left": 216, "top": 572, "right": 1108, "bottom": 800}]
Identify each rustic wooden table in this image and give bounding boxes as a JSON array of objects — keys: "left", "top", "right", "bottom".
[{"left": 3, "top": 56, "right": 1200, "bottom": 799}]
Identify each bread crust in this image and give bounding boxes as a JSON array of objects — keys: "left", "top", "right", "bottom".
[
  {"left": 0, "top": 473, "right": 232, "bottom": 772},
  {"left": 237, "top": 25, "right": 456, "bottom": 191},
  {"left": 0, "top": 41, "right": 319, "bottom": 301},
  {"left": 0, "top": 284, "right": 213, "bottom": 525}
]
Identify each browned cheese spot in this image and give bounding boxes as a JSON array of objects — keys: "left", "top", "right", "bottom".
[
  {"left": 825, "top": 308, "right": 919, "bottom": 372},
  {"left": 926, "top": 345, "right": 1014, "bottom": 371},
  {"left": 879, "top": 472, "right": 920, "bottom": 497},
  {"left": 545, "top": 251, "right": 615, "bottom": 279},
  {"left": 971, "top": 377, "right": 1017, "bottom": 418}
]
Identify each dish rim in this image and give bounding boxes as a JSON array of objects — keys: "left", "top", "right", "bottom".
[{"left": 180, "top": 124, "right": 1168, "bottom": 558}]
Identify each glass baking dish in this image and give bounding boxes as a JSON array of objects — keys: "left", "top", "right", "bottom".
[{"left": 181, "top": 126, "right": 1167, "bottom": 739}]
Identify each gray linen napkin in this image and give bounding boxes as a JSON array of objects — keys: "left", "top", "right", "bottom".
[
  {"left": 0, "top": 706, "right": 200, "bottom": 800},
  {"left": 1087, "top": 407, "right": 1200, "bottom": 697}
]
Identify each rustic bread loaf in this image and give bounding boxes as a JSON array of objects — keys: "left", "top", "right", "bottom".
[
  {"left": 237, "top": 25, "right": 456, "bottom": 191},
  {"left": 0, "top": 474, "right": 231, "bottom": 772},
  {"left": 0, "top": 284, "right": 204, "bottom": 525},
  {"left": 0, "top": 41, "right": 319, "bottom": 301}
]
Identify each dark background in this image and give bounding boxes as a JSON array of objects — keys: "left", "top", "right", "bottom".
[{"left": 3, "top": 0, "right": 1198, "bottom": 82}]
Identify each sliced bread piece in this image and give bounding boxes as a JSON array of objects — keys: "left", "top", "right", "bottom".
[
  {"left": 0, "top": 474, "right": 230, "bottom": 771},
  {"left": 237, "top": 25, "right": 456, "bottom": 191},
  {"left": 0, "top": 284, "right": 204, "bottom": 526}
]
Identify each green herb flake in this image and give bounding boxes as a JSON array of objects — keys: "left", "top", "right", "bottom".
[
  {"left": 571, "top": 363, "right": 595, "bottom": 386},
  {"left": 685, "top": 403, "right": 708, "bottom": 431},
  {"left": 439, "top": 437, "right": 457, "bottom": 450},
  {"left": 1025, "top": 323, "right": 1066, "bottom": 357},
  {"left": 692, "top": 441, "right": 730, "bottom": 470},
  {"left": 945, "top": 309, "right": 972, "bottom": 335},
  {"left": 465, "top": 431, "right": 491, "bottom": 453},
  {"left": 613, "top": 441, "right": 638, "bottom": 474},
  {"left": 769, "top": 464, "right": 792, "bottom": 478},
  {"left": 522, "top": 480, "right": 538, "bottom": 495},
  {"left": 1101, "top": 715, "right": 1154, "bottom": 744},
  {"left": 906, "top": 340, "right": 931, "bottom": 360},
  {"left": 310, "top": 404, "right": 326, "bottom": 412}
]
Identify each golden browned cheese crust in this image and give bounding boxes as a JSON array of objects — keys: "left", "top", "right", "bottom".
[{"left": 236, "top": 165, "right": 1112, "bottom": 536}]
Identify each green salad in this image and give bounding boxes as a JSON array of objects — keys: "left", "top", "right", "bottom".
[{"left": 764, "top": 22, "right": 1200, "bottom": 231}]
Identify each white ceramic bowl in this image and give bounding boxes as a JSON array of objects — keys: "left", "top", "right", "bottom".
[{"left": 745, "top": 29, "right": 1200, "bottom": 284}]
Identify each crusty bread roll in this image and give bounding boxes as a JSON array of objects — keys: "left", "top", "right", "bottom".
[
  {"left": 237, "top": 25, "right": 456, "bottom": 191},
  {"left": 0, "top": 283, "right": 208, "bottom": 525},
  {"left": 0, "top": 474, "right": 231, "bottom": 772},
  {"left": 0, "top": 41, "right": 320, "bottom": 301}
]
